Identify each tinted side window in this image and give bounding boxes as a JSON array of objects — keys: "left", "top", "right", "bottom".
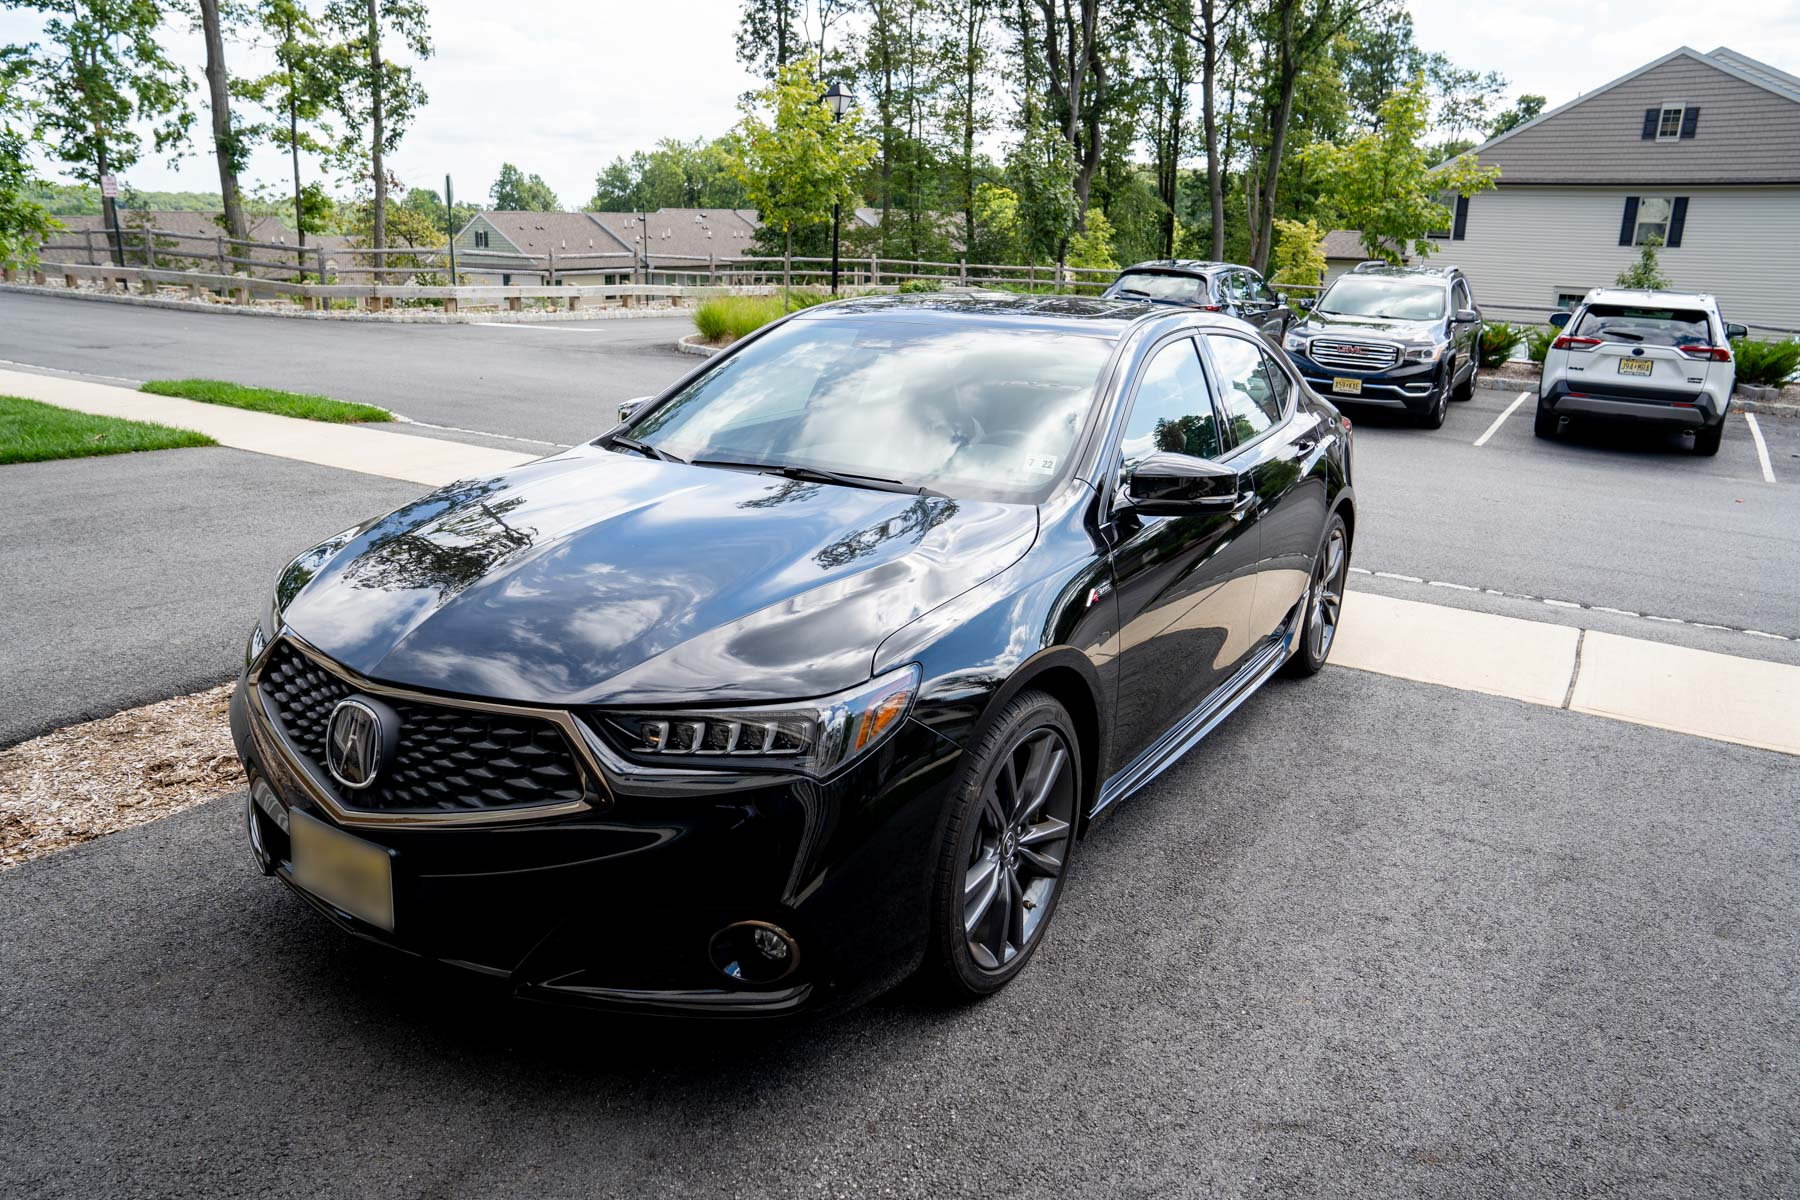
[
  {"left": 1250, "top": 272, "right": 1278, "bottom": 303},
  {"left": 1453, "top": 280, "right": 1472, "bottom": 310},
  {"left": 1203, "top": 334, "right": 1286, "bottom": 443},
  {"left": 1120, "top": 337, "right": 1223, "bottom": 466}
]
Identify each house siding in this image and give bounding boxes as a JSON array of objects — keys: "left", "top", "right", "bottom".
[
  {"left": 1446, "top": 185, "right": 1800, "bottom": 332},
  {"left": 1478, "top": 54, "right": 1800, "bottom": 184}
]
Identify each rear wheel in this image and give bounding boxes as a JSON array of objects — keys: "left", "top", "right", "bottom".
[
  {"left": 1286, "top": 514, "right": 1349, "bottom": 677},
  {"left": 927, "top": 691, "right": 1080, "bottom": 999},
  {"left": 1693, "top": 420, "right": 1724, "bottom": 456},
  {"left": 1534, "top": 396, "right": 1558, "bottom": 438}
]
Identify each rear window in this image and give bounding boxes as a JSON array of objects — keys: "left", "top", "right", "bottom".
[
  {"left": 1572, "top": 304, "right": 1713, "bottom": 347},
  {"left": 1107, "top": 272, "right": 1207, "bottom": 303}
]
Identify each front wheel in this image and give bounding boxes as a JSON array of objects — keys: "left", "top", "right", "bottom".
[
  {"left": 1285, "top": 513, "right": 1350, "bottom": 677},
  {"left": 926, "top": 691, "right": 1081, "bottom": 999},
  {"left": 1415, "top": 377, "right": 1449, "bottom": 429}
]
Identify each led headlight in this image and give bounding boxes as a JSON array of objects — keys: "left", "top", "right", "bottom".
[
  {"left": 1404, "top": 342, "right": 1445, "bottom": 362},
  {"left": 600, "top": 664, "right": 921, "bottom": 779},
  {"left": 1283, "top": 331, "right": 1309, "bottom": 354}
]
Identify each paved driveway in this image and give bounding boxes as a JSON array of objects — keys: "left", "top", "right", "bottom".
[{"left": 3, "top": 669, "right": 1795, "bottom": 1199}]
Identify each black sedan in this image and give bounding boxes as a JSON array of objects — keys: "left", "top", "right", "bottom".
[
  {"left": 1102, "top": 259, "right": 1295, "bottom": 339},
  {"left": 231, "top": 294, "right": 1356, "bottom": 1017}
]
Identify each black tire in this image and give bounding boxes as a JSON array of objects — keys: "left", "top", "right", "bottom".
[
  {"left": 1285, "top": 513, "right": 1350, "bottom": 677},
  {"left": 1693, "top": 420, "right": 1724, "bottom": 456},
  {"left": 1414, "top": 375, "right": 1449, "bottom": 429},
  {"left": 926, "top": 690, "right": 1081, "bottom": 1000},
  {"left": 1533, "top": 396, "right": 1558, "bottom": 439},
  {"left": 1453, "top": 352, "right": 1476, "bottom": 400}
]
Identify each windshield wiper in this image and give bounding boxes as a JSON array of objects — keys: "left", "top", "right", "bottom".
[
  {"left": 690, "top": 458, "right": 946, "bottom": 497},
  {"left": 607, "top": 433, "right": 685, "bottom": 463},
  {"left": 1114, "top": 287, "right": 1156, "bottom": 298}
]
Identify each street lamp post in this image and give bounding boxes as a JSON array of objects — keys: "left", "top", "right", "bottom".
[{"left": 820, "top": 81, "right": 855, "bottom": 295}]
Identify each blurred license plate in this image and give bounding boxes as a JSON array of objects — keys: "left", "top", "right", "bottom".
[
  {"left": 1332, "top": 377, "right": 1362, "bottom": 395},
  {"left": 1617, "top": 358, "right": 1653, "bottom": 376},
  {"left": 290, "top": 809, "right": 394, "bottom": 931}
]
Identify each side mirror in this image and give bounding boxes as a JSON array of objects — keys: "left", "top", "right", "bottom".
[
  {"left": 1276, "top": 292, "right": 1290, "bottom": 306},
  {"left": 617, "top": 396, "right": 650, "bottom": 423},
  {"left": 1455, "top": 308, "right": 1479, "bottom": 324},
  {"left": 1548, "top": 311, "right": 1571, "bottom": 329},
  {"left": 1724, "top": 322, "right": 1748, "bottom": 341},
  {"left": 1117, "top": 452, "right": 1247, "bottom": 517}
]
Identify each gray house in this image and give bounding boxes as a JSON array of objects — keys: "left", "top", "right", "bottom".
[
  {"left": 453, "top": 209, "right": 765, "bottom": 283},
  {"left": 1441, "top": 46, "right": 1800, "bottom": 332}
]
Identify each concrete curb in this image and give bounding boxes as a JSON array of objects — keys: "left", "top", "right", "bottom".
[
  {"left": 0, "top": 281, "right": 689, "bottom": 325},
  {"left": 675, "top": 334, "right": 723, "bottom": 357}
]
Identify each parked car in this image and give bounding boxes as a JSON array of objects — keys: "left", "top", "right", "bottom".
[
  {"left": 1282, "top": 262, "right": 1483, "bottom": 428},
  {"left": 1102, "top": 260, "right": 1294, "bottom": 339},
  {"left": 231, "top": 294, "right": 1357, "bottom": 1017},
  {"left": 1536, "top": 288, "right": 1746, "bottom": 455}
]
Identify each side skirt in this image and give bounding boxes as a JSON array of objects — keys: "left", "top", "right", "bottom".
[{"left": 1090, "top": 603, "right": 1304, "bottom": 821}]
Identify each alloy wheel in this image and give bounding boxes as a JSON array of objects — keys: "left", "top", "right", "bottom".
[
  {"left": 1307, "top": 525, "right": 1348, "bottom": 661},
  {"left": 962, "top": 726, "right": 1077, "bottom": 973}
]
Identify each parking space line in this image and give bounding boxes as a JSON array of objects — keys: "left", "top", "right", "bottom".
[
  {"left": 1472, "top": 391, "right": 1531, "bottom": 447},
  {"left": 1743, "top": 413, "right": 1776, "bottom": 484}
]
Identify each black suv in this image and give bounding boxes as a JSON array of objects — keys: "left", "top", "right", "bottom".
[
  {"left": 1283, "top": 262, "right": 1483, "bottom": 428},
  {"left": 1103, "top": 260, "right": 1293, "bottom": 339}
]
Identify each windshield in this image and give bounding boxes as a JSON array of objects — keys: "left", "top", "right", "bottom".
[
  {"left": 622, "top": 313, "right": 1115, "bottom": 503},
  {"left": 1107, "top": 272, "right": 1207, "bottom": 303},
  {"left": 1572, "top": 304, "right": 1713, "bottom": 347},
  {"left": 1317, "top": 276, "right": 1446, "bottom": 321}
]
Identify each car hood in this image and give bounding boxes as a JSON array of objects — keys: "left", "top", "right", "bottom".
[
  {"left": 1298, "top": 313, "right": 1440, "bottom": 343},
  {"left": 277, "top": 444, "right": 1038, "bottom": 706}
]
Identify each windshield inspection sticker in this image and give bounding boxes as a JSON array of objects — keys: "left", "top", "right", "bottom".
[{"left": 1022, "top": 454, "right": 1058, "bottom": 475}]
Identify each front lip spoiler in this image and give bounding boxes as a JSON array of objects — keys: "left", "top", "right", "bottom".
[{"left": 245, "top": 633, "right": 608, "bottom": 829}]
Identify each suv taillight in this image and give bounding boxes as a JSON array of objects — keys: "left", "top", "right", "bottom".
[
  {"left": 1678, "top": 345, "right": 1733, "bottom": 362},
  {"left": 1552, "top": 335, "right": 1602, "bottom": 351}
]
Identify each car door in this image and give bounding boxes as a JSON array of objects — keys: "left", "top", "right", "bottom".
[
  {"left": 1450, "top": 278, "right": 1480, "bottom": 381},
  {"left": 1238, "top": 271, "right": 1291, "bottom": 339},
  {"left": 1104, "top": 334, "right": 1262, "bottom": 773},
  {"left": 1198, "top": 331, "right": 1330, "bottom": 640}
]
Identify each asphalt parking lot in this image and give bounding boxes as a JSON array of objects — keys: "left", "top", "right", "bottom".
[{"left": 2, "top": 293, "right": 1797, "bottom": 1197}]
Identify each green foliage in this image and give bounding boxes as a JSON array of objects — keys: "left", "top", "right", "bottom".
[
  {"left": 0, "top": 393, "right": 215, "bottom": 464},
  {"left": 692, "top": 289, "right": 828, "bottom": 343},
  {"left": 588, "top": 137, "right": 747, "bottom": 211},
  {"left": 729, "top": 59, "right": 877, "bottom": 245},
  {"left": 234, "top": 0, "right": 340, "bottom": 235},
  {"left": 346, "top": 194, "right": 442, "bottom": 248},
  {"left": 1525, "top": 325, "right": 1556, "bottom": 364},
  {"left": 320, "top": 0, "right": 431, "bottom": 218},
  {"left": 1005, "top": 116, "right": 1077, "bottom": 263},
  {"left": 1730, "top": 338, "right": 1800, "bottom": 387},
  {"left": 488, "top": 163, "right": 559, "bottom": 211},
  {"left": 1478, "top": 321, "right": 1525, "bottom": 368},
  {"left": 897, "top": 279, "right": 941, "bottom": 293},
  {"left": 1487, "top": 94, "right": 1546, "bottom": 138},
  {"left": 140, "top": 379, "right": 392, "bottom": 422},
  {"left": 970, "top": 183, "right": 1022, "bottom": 264},
  {"left": 1303, "top": 75, "right": 1500, "bottom": 264},
  {"left": 1615, "top": 237, "right": 1669, "bottom": 290},
  {"left": 1269, "top": 217, "right": 1328, "bottom": 290},
  {"left": 1065, "top": 208, "right": 1116, "bottom": 271},
  {"left": 1, "top": 56, "right": 60, "bottom": 265}
]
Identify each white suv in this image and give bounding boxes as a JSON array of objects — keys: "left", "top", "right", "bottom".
[{"left": 1536, "top": 288, "right": 1747, "bottom": 455}]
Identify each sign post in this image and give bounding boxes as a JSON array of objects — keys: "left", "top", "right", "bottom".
[
  {"left": 99, "top": 174, "right": 123, "bottom": 267},
  {"left": 444, "top": 174, "right": 458, "bottom": 284}
]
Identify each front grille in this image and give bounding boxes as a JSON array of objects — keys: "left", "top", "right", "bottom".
[
  {"left": 258, "top": 641, "right": 591, "bottom": 814},
  {"left": 1309, "top": 339, "right": 1401, "bottom": 371}
]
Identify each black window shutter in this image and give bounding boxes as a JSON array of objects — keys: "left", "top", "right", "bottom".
[
  {"left": 1619, "top": 197, "right": 1639, "bottom": 246},
  {"left": 1680, "top": 106, "right": 1700, "bottom": 138},
  {"left": 1667, "top": 197, "right": 1688, "bottom": 247},
  {"left": 1452, "top": 195, "right": 1469, "bottom": 240},
  {"left": 1641, "top": 108, "right": 1659, "bottom": 139}
]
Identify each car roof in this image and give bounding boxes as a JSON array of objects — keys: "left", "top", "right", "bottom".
[
  {"left": 1344, "top": 262, "right": 1459, "bottom": 282},
  {"left": 1117, "top": 259, "right": 1237, "bottom": 276},
  {"left": 1578, "top": 287, "right": 1719, "bottom": 309},
  {"left": 792, "top": 291, "right": 1164, "bottom": 337}
]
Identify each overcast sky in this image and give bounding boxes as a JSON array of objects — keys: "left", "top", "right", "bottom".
[{"left": 4, "top": 0, "right": 1798, "bottom": 207}]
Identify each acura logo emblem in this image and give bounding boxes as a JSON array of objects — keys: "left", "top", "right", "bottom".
[{"left": 325, "top": 698, "right": 385, "bottom": 790}]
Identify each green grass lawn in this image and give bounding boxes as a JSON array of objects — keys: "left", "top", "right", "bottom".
[
  {"left": 0, "top": 395, "right": 216, "bottom": 465},
  {"left": 141, "top": 379, "right": 393, "bottom": 423}
]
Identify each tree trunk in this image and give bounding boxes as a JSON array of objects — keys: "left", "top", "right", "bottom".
[
  {"left": 367, "top": 0, "right": 386, "bottom": 252},
  {"left": 1200, "top": 0, "right": 1225, "bottom": 260},
  {"left": 283, "top": 14, "right": 307, "bottom": 272},
  {"left": 199, "top": 0, "right": 247, "bottom": 242},
  {"left": 1250, "top": 0, "right": 1299, "bottom": 273},
  {"left": 962, "top": 2, "right": 978, "bottom": 257}
]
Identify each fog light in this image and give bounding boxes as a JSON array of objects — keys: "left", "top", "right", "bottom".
[{"left": 708, "top": 921, "right": 800, "bottom": 985}]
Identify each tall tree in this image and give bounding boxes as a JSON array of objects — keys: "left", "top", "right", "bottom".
[
  {"left": 488, "top": 163, "right": 559, "bottom": 211},
  {"left": 196, "top": 0, "right": 247, "bottom": 239},
  {"left": 3, "top": 0, "right": 193, "bottom": 263},
  {"left": 939, "top": 0, "right": 993, "bottom": 256},
  {"left": 1141, "top": 0, "right": 1192, "bottom": 258},
  {"left": 322, "top": 0, "right": 430, "bottom": 251},
  {"left": 736, "top": 0, "right": 799, "bottom": 79},
  {"left": 1486, "top": 93, "right": 1545, "bottom": 138},
  {"left": 0, "top": 49, "right": 60, "bottom": 265},
  {"left": 236, "top": 0, "right": 339, "bottom": 263},
  {"left": 1033, "top": 0, "right": 1108, "bottom": 230}
]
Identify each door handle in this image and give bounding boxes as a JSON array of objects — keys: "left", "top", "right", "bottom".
[{"left": 1228, "top": 492, "right": 1257, "bottom": 520}]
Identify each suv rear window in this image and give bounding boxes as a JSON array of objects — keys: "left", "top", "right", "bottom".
[
  {"left": 1572, "top": 304, "right": 1713, "bottom": 348},
  {"left": 1108, "top": 272, "right": 1207, "bottom": 303}
]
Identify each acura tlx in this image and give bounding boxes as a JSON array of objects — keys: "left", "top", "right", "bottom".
[{"left": 232, "top": 293, "right": 1355, "bottom": 1017}]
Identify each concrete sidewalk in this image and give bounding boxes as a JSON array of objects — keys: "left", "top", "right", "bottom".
[{"left": 0, "top": 367, "right": 537, "bottom": 486}]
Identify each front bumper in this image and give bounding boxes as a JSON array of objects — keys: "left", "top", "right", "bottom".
[
  {"left": 230, "top": 662, "right": 962, "bottom": 1018},
  {"left": 1291, "top": 352, "right": 1442, "bottom": 411},
  {"left": 1540, "top": 379, "right": 1724, "bottom": 429}
]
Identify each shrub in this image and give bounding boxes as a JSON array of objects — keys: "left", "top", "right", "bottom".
[
  {"left": 1525, "top": 325, "right": 1557, "bottom": 364},
  {"left": 1731, "top": 337, "right": 1800, "bottom": 387},
  {"left": 1478, "top": 321, "right": 1526, "bottom": 368},
  {"left": 1269, "top": 217, "right": 1327, "bottom": 291},
  {"left": 692, "top": 290, "right": 828, "bottom": 343},
  {"left": 898, "top": 279, "right": 942, "bottom": 294},
  {"left": 1616, "top": 236, "right": 1670, "bottom": 290}
]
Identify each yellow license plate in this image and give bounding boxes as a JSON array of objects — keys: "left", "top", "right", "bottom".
[
  {"left": 290, "top": 808, "right": 395, "bottom": 931},
  {"left": 1617, "top": 358, "right": 1653, "bottom": 376},
  {"left": 1331, "top": 377, "right": 1362, "bottom": 395}
]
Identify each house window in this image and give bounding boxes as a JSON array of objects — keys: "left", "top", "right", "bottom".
[
  {"left": 1426, "top": 191, "right": 1454, "bottom": 239},
  {"left": 1554, "top": 291, "right": 1589, "bottom": 311},
  {"left": 1656, "top": 104, "right": 1684, "bottom": 140},
  {"left": 1632, "top": 197, "right": 1673, "bottom": 245},
  {"left": 474, "top": 229, "right": 490, "bottom": 249}
]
